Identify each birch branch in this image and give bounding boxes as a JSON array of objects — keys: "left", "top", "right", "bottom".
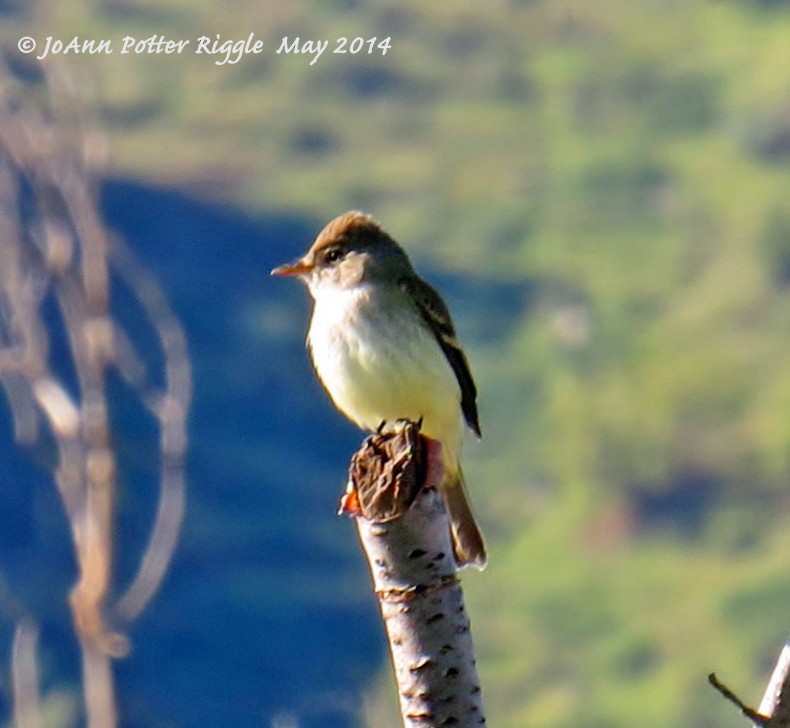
[
  {"left": 342, "top": 422, "right": 486, "bottom": 728},
  {"left": 710, "top": 640, "right": 790, "bottom": 727},
  {"left": 757, "top": 642, "right": 790, "bottom": 726}
]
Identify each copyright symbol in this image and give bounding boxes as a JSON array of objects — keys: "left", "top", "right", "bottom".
[{"left": 18, "top": 37, "right": 36, "bottom": 54}]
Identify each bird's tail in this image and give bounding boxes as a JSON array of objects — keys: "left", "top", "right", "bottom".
[{"left": 443, "top": 467, "right": 487, "bottom": 570}]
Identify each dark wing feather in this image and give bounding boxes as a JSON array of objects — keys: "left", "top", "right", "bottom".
[{"left": 400, "top": 276, "right": 481, "bottom": 438}]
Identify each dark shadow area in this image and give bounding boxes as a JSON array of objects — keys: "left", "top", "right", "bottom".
[{"left": 101, "top": 180, "right": 379, "bottom": 728}]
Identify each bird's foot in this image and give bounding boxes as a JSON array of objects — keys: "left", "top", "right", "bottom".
[{"left": 393, "top": 416, "right": 423, "bottom": 434}]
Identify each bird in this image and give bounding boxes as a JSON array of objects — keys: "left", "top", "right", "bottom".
[{"left": 271, "top": 211, "right": 486, "bottom": 569}]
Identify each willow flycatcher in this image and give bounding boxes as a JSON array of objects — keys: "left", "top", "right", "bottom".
[{"left": 272, "top": 211, "right": 486, "bottom": 568}]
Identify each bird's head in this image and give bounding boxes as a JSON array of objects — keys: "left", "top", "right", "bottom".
[{"left": 271, "top": 211, "right": 412, "bottom": 294}]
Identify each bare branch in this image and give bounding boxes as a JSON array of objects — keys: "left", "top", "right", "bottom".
[
  {"left": 0, "top": 54, "right": 191, "bottom": 726},
  {"left": 709, "top": 673, "right": 769, "bottom": 726},
  {"left": 710, "top": 645, "right": 790, "bottom": 728},
  {"left": 111, "top": 237, "right": 191, "bottom": 623}
]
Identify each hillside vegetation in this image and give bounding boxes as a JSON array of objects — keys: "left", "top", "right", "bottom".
[{"left": 3, "top": 1, "right": 790, "bottom": 726}]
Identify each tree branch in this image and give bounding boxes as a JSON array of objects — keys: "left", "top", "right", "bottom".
[
  {"left": 344, "top": 422, "right": 486, "bottom": 728},
  {"left": 710, "top": 641, "right": 790, "bottom": 727}
]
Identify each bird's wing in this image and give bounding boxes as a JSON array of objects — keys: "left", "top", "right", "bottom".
[{"left": 400, "top": 276, "right": 481, "bottom": 438}]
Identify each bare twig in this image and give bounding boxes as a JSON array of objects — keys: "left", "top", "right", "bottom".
[
  {"left": 710, "top": 644, "right": 790, "bottom": 728},
  {"left": 0, "top": 55, "right": 191, "bottom": 727},
  {"left": 111, "top": 237, "right": 191, "bottom": 624},
  {"left": 709, "top": 673, "right": 769, "bottom": 726}
]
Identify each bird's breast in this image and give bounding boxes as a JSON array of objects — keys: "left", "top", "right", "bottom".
[{"left": 306, "top": 285, "right": 462, "bottom": 449}]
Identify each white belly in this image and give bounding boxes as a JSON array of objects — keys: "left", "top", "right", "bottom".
[{"left": 307, "top": 285, "right": 462, "bottom": 452}]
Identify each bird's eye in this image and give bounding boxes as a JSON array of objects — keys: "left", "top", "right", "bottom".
[{"left": 324, "top": 247, "right": 343, "bottom": 264}]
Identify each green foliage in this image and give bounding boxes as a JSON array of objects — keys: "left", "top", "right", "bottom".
[{"left": 13, "top": 0, "right": 790, "bottom": 725}]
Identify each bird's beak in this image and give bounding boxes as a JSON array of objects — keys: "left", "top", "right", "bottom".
[{"left": 270, "top": 258, "right": 313, "bottom": 277}]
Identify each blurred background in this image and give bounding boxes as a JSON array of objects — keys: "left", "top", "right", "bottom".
[{"left": 1, "top": 0, "right": 790, "bottom": 726}]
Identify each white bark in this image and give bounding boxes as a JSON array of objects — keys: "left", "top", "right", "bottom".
[
  {"left": 347, "top": 426, "right": 486, "bottom": 728},
  {"left": 756, "top": 641, "right": 790, "bottom": 727}
]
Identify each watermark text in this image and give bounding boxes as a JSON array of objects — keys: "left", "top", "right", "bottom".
[{"left": 17, "top": 33, "right": 392, "bottom": 66}]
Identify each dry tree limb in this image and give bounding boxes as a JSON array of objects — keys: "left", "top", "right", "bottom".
[
  {"left": 0, "top": 55, "right": 191, "bottom": 728},
  {"left": 710, "top": 641, "right": 790, "bottom": 727},
  {"left": 110, "top": 237, "right": 191, "bottom": 624},
  {"left": 343, "top": 422, "right": 486, "bottom": 728},
  {"left": 0, "top": 57, "right": 122, "bottom": 663}
]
